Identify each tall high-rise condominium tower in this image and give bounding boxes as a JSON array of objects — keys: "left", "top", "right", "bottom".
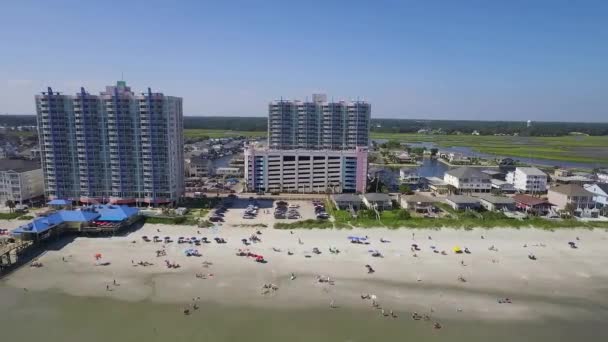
[
  {"left": 35, "top": 81, "right": 184, "bottom": 204},
  {"left": 268, "top": 95, "right": 370, "bottom": 150}
]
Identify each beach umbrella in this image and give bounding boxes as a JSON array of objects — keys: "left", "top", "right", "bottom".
[{"left": 452, "top": 246, "right": 462, "bottom": 253}]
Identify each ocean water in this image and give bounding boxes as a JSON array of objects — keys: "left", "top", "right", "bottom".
[{"left": 1, "top": 285, "right": 607, "bottom": 342}]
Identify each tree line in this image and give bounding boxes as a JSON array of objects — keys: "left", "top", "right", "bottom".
[
  {"left": 2, "top": 114, "right": 607, "bottom": 136},
  {"left": 370, "top": 119, "right": 608, "bottom": 136}
]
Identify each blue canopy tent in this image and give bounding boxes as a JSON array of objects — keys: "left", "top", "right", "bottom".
[{"left": 347, "top": 236, "right": 367, "bottom": 241}]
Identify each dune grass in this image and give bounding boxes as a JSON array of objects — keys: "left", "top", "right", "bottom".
[
  {"left": 0, "top": 212, "right": 23, "bottom": 220},
  {"left": 334, "top": 212, "right": 607, "bottom": 230},
  {"left": 144, "top": 216, "right": 191, "bottom": 225},
  {"left": 274, "top": 219, "right": 334, "bottom": 229},
  {"left": 313, "top": 200, "right": 608, "bottom": 230}
]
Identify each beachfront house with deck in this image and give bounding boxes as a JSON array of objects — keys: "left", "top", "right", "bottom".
[
  {"left": 547, "top": 184, "right": 595, "bottom": 212},
  {"left": 331, "top": 194, "right": 363, "bottom": 210},
  {"left": 362, "top": 193, "right": 392, "bottom": 210},
  {"left": 400, "top": 194, "right": 438, "bottom": 212},
  {"left": 444, "top": 167, "right": 491, "bottom": 193},
  {"left": 552, "top": 170, "right": 595, "bottom": 185},
  {"left": 506, "top": 167, "right": 547, "bottom": 193},
  {"left": 424, "top": 177, "right": 449, "bottom": 194},
  {"left": 477, "top": 195, "right": 516, "bottom": 211},
  {"left": 490, "top": 179, "right": 516, "bottom": 194},
  {"left": 444, "top": 195, "right": 481, "bottom": 211},
  {"left": 584, "top": 183, "right": 608, "bottom": 207},
  {"left": 512, "top": 194, "right": 552, "bottom": 215}
]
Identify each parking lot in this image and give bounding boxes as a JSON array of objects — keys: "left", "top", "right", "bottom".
[{"left": 210, "top": 198, "right": 319, "bottom": 227}]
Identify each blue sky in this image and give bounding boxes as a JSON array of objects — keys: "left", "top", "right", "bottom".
[{"left": 1, "top": 0, "right": 607, "bottom": 121}]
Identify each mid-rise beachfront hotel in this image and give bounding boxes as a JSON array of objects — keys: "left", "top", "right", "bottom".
[
  {"left": 245, "top": 94, "right": 370, "bottom": 194},
  {"left": 35, "top": 81, "right": 184, "bottom": 205}
]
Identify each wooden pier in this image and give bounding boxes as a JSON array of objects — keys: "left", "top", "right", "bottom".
[{"left": 0, "top": 240, "right": 33, "bottom": 271}]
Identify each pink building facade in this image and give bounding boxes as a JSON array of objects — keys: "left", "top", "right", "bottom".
[{"left": 245, "top": 146, "right": 368, "bottom": 193}]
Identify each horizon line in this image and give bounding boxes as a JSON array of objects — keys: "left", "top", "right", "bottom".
[{"left": 1, "top": 113, "right": 607, "bottom": 125}]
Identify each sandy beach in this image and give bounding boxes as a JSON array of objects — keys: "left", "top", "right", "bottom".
[{"left": 3, "top": 221, "right": 608, "bottom": 323}]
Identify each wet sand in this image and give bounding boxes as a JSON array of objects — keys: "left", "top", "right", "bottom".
[{"left": 1, "top": 282, "right": 608, "bottom": 342}]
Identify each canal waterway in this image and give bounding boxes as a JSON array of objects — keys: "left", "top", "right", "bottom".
[{"left": 373, "top": 139, "right": 604, "bottom": 169}]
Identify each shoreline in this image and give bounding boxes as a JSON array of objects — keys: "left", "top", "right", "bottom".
[
  {"left": 3, "top": 224, "right": 608, "bottom": 322},
  {"left": 2, "top": 280, "right": 606, "bottom": 324}
]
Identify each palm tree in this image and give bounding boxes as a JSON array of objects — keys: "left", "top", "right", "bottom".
[
  {"left": 5, "top": 200, "right": 16, "bottom": 213},
  {"left": 399, "top": 184, "right": 412, "bottom": 195}
]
